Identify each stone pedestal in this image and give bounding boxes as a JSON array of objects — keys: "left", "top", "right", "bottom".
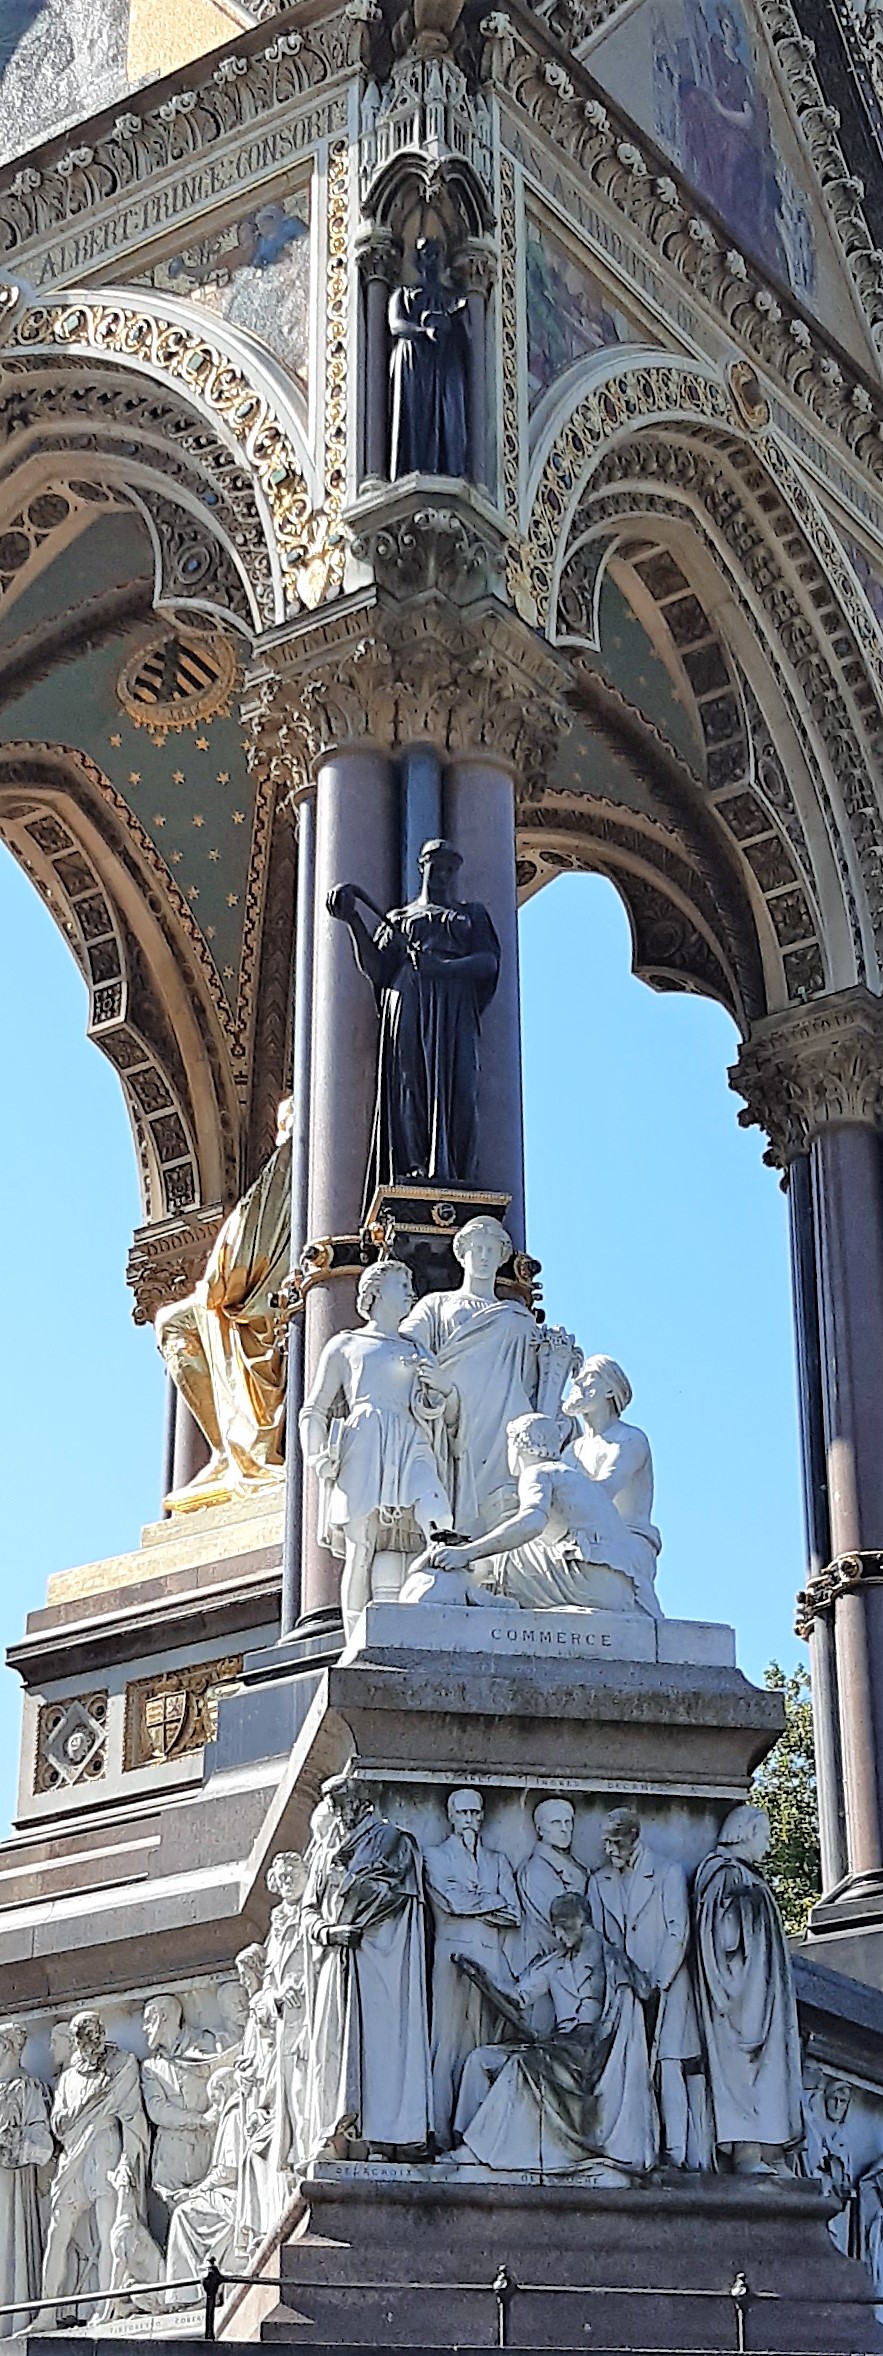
[{"left": 246, "top": 2169, "right": 883, "bottom": 2352}]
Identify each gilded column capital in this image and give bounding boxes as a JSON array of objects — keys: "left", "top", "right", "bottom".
[
  {"left": 266, "top": 590, "right": 572, "bottom": 799},
  {"left": 126, "top": 1207, "right": 224, "bottom": 1326},
  {"left": 729, "top": 986, "right": 883, "bottom": 1168}
]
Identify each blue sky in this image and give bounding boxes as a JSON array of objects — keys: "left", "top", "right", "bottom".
[{"left": 0, "top": 852, "right": 805, "bottom": 1833}]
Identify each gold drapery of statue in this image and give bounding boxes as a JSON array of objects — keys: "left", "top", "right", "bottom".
[{"left": 156, "top": 1106, "right": 292, "bottom": 1512}]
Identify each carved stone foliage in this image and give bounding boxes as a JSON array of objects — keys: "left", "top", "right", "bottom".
[
  {"left": 729, "top": 986, "right": 883, "bottom": 1166},
  {"left": 126, "top": 1207, "right": 225, "bottom": 1326},
  {"left": 34, "top": 1693, "right": 108, "bottom": 1794},
  {"left": 253, "top": 601, "right": 572, "bottom": 797},
  {"left": 539, "top": 385, "right": 883, "bottom": 987},
  {"left": 124, "top": 1658, "right": 244, "bottom": 1771},
  {"left": 349, "top": 486, "right": 509, "bottom": 603}
]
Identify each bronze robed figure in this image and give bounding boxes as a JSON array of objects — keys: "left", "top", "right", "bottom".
[{"left": 327, "top": 838, "right": 500, "bottom": 1211}]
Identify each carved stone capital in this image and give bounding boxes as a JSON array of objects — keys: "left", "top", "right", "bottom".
[
  {"left": 355, "top": 229, "right": 401, "bottom": 285},
  {"left": 266, "top": 594, "right": 572, "bottom": 798},
  {"left": 796, "top": 1550, "right": 883, "bottom": 1639},
  {"left": 126, "top": 1207, "right": 224, "bottom": 1326},
  {"left": 729, "top": 988, "right": 883, "bottom": 1167}
]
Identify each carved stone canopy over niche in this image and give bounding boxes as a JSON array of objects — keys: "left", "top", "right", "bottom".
[{"left": 729, "top": 986, "right": 883, "bottom": 1167}]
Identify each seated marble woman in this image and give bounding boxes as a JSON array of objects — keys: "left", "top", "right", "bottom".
[
  {"left": 421, "top": 1412, "right": 662, "bottom": 1615},
  {"left": 448, "top": 1890, "right": 658, "bottom": 2179}
]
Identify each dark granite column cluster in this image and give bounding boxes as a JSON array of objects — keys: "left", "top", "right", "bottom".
[{"left": 280, "top": 733, "right": 527, "bottom": 1637}]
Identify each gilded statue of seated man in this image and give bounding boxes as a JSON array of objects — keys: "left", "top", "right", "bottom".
[
  {"left": 155, "top": 1100, "right": 292, "bottom": 1511},
  {"left": 423, "top": 1411, "right": 662, "bottom": 1614}
]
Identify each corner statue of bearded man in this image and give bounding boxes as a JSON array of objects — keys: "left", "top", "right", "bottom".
[{"left": 155, "top": 1101, "right": 292, "bottom": 1511}]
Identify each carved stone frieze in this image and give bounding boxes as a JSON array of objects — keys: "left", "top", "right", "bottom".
[
  {"left": 252, "top": 598, "right": 572, "bottom": 795},
  {"left": 796, "top": 1549, "right": 883, "bottom": 1639},
  {"left": 126, "top": 1206, "right": 225, "bottom": 1325},
  {"left": 0, "top": 26, "right": 353, "bottom": 290},
  {"left": 730, "top": 987, "right": 883, "bottom": 1166}
]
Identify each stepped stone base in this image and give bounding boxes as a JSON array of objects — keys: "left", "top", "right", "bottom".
[{"left": 249, "top": 2170, "right": 883, "bottom": 2352}]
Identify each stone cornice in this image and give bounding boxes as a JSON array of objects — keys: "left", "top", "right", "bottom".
[
  {"left": 729, "top": 986, "right": 883, "bottom": 1166},
  {"left": 0, "top": 11, "right": 355, "bottom": 291},
  {"left": 243, "top": 588, "right": 573, "bottom": 798}
]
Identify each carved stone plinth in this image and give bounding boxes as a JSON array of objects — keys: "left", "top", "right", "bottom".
[
  {"left": 243, "top": 2171, "right": 883, "bottom": 2353},
  {"left": 730, "top": 987, "right": 883, "bottom": 1169}
]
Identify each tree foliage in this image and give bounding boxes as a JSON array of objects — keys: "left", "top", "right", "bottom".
[{"left": 751, "top": 1661, "right": 821, "bottom": 1936}]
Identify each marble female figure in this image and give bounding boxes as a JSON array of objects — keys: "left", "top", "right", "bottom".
[
  {"left": 0, "top": 2019, "right": 53, "bottom": 2337},
  {"left": 692, "top": 1805, "right": 803, "bottom": 2174},
  {"left": 299, "top": 1257, "right": 455, "bottom": 1634},
  {"left": 402, "top": 1217, "right": 543, "bottom": 1535},
  {"left": 388, "top": 238, "right": 469, "bottom": 480},
  {"left": 563, "top": 1356, "right": 662, "bottom": 1617},
  {"left": 428, "top": 1413, "right": 658, "bottom": 1610},
  {"left": 327, "top": 840, "right": 499, "bottom": 1209}
]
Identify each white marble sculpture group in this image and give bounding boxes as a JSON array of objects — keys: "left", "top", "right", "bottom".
[
  {"left": 300, "top": 1218, "right": 662, "bottom": 1633},
  {"left": 0, "top": 1783, "right": 810, "bottom": 2328}
]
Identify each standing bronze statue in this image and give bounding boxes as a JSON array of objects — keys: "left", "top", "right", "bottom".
[
  {"left": 388, "top": 237, "right": 469, "bottom": 480},
  {"left": 327, "top": 838, "right": 500, "bottom": 1208}
]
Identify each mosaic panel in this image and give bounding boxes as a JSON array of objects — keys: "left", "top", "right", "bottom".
[
  {"left": 526, "top": 219, "right": 639, "bottom": 416},
  {"left": 139, "top": 187, "right": 311, "bottom": 397}
]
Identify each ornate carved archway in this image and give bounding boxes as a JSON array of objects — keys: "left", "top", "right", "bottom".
[{"left": 514, "top": 354, "right": 883, "bottom": 1024}]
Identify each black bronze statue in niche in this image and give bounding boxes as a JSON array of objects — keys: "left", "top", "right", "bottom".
[
  {"left": 327, "top": 838, "right": 500, "bottom": 1208},
  {"left": 388, "top": 236, "right": 469, "bottom": 479}
]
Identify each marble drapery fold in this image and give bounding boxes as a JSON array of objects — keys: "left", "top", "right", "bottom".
[
  {"left": 692, "top": 1806, "right": 802, "bottom": 2167},
  {"left": 303, "top": 1787, "right": 433, "bottom": 2156}
]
